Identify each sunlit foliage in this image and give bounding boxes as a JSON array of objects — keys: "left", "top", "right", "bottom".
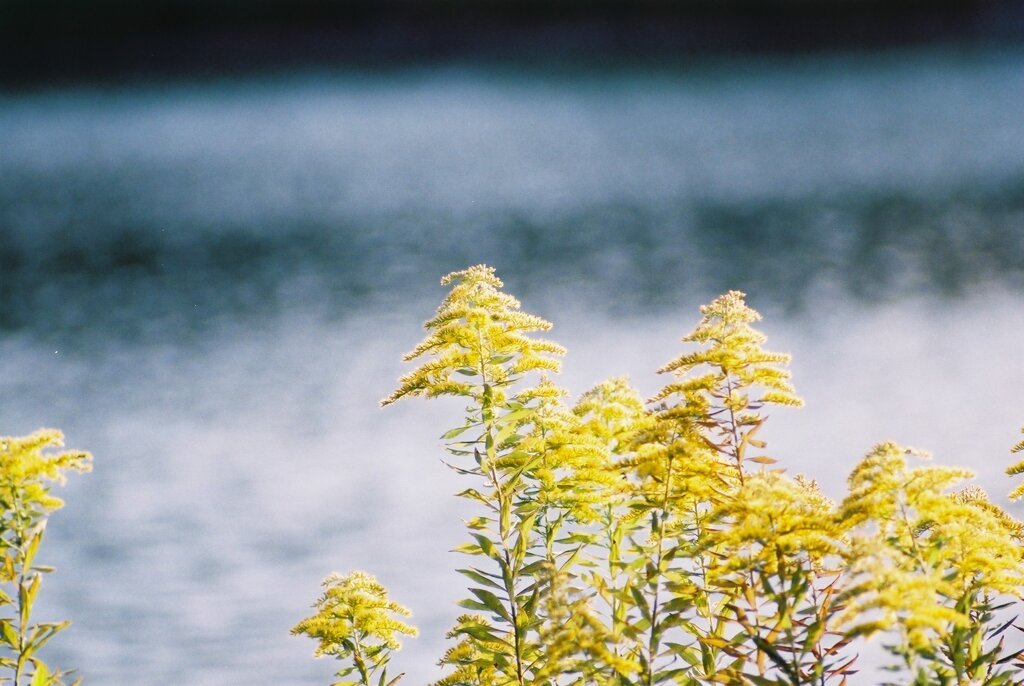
[
  {"left": 840, "top": 444, "right": 1024, "bottom": 684},
  {"left": 292, "top": 571, "right": 418, "bottom": 686},
  {"left": 298, "top": 265, "right": 1024, "bottom": 686},
  {"left": 0, "top": 429, "right": 91, "bottom": 686}
]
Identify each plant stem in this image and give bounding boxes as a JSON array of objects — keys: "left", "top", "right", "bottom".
[
  {"left": 475, "top": 328, "right": 526, "bottom": 686},
  {"left": 645, "top": 454, "right": 674, "bottom": 686}
]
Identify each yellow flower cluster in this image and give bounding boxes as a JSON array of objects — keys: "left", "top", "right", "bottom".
[
  {"left": 572, "top": 377, "right": 647, "bottom": 449},
  {"left": 431, "top": 615, "right": 503, "bottom": 686},
  {"left": 382, "top": 265, "right": 565, "bottom": 407},
  {"left": 627, "top": 432, "right": 723, "bottom": 507},
  {"left": 355, "top": 267, "right": 1024, "bottom": 686},
  {"left": 507, "top": 378, "right": 622, "bottom": 523},
  {"left": 650, "top": 289, "right": 802, "bottom": 414},
  {"left": 840, "top": 443, "right": 1024, "bottom": 649},
  {"left": 0, "top": 429, "right": 90, "bottom": 686},
  {"left": 536, "top": 565, "right": 637, "bottom": 686},
  {"left": 647, "top": 290, "right": 802, "bottom": 488},
  {"left": 0, "top": 429, "right": 92, "bottom": 512},
  {"left": 292, "top": 571, "right": 417, "bottom": 658},
  {"left": 705, "top": 471, "right": 841, "bottom": 579}
]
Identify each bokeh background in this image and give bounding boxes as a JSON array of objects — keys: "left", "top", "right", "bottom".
[{"left": 2, "top": 1, "right": 1024, "bottom": 683}]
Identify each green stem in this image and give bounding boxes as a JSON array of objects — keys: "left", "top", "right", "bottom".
[
  {"left": 475, "top": 329, "right": 526, "bottom": 686},
  {"left": 645, "top": 454, "right": 674, "bottom": 686},
  {"left": 502, "top": 544, "right": 525, "bottom": 686},
  {"left": 351, "top": 636, "right": 371, "bottom": 686},
  {"left": 723, "top": 373, "right": 744, "bottom": 483},
  {"left": 745, "top": 564, "right": 767, "bottom": 677},
  {"left": 691, "top": 501, "right": 721, "bottom": 679},
  {"left": 11, "top": 492, "right": 26, "bottom": 686}
]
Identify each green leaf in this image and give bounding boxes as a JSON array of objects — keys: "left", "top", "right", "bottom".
[
  {"left": 30, "top": 659, "right": 49, "bottom": 686},
  {"left": 751, "top": 635, "right": 798, "bottom": 683},
  {"left": 26, "top": 574, "right": 42, "bottom": 608},
  {"left": 559, "top": 545, "right": 584, "bottom": 574},
  {"left": 517, "top": 511, "right": 538, "bottom": 539},
  {"left": 455, "top": 623, "right": 509, "bottom": 645},
  {"left": 456, "top": 568, "right": 504, "bottom": 591},
  {"left": 454, "top": 489, "right": 492, "bottom": 506},
  {"left": 511, "top": 533, "right": 529, "bottom": 569},
  {"left": 668, "top": 642, "right": 701, "bottom": 667},
  {"left": 20, "top": 580, "right": 33, "bottom": 627},
  {"left": 0, "top": 620, "right": 16, "bottom": 649},
  {"left": 457, "top": 599, "right": 495, "bottom": 614},
  {"left": 441, "top": 425, "right": 474, "bottom": 440},
  {"left": 25, "top": 621, "right": 69, "bottom": 654},
  {"left": 629, "top": 586, "right": 651, "bottom": 621},
  {"left": 23, "top": 528, "right": 45, "bottom": 572},
  {"left": 470, "top": 534, "right": 496, "bottom": 558},
  {"left": 519, "top": 560, "right": 548, "bottom": 577},
  {"left": 468, "top": 588, "right": 512, "bottom": 623},
  {"left": 652, "top": 667, "right": 690, "bottom": 683},
  {"left": 522, "top": 583, "right": 540, "bottom": 618},
  {"left": 493, "top": 421, "right": 523, "bottom": 448}
]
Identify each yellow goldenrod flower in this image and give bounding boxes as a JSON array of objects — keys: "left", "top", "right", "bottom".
[
  {"left": 840, "top": 442, "right": 1024, "bottom": 679},
  {"left": 649, "top": 290, "right": 801, "bottom": 482},
  {"left": 651, "top": 290, "right": 801, "bottom": 411},
  {"left": 292, "top": 571, "right": 417, "bottom": 660},
  {"left": 508, "top": 378, "right": 619, "bottom": 524},
  {"left": 0, "top": 429, "right": 91, "bottom": 686},
  {"left": 705, "top": 471, "right": 842, "bottom": 579},
  {"left": 382, "top": 265, "right": 565, "bottom": 407},
  {"left": 431, "top": 615, "right": 503, "bottom": 686},
  {"left": 573, "top": 377, "right": 647, "bottom": 449},
  {"left": 0, "top": 429, "right": 92, "bottom": 512}
]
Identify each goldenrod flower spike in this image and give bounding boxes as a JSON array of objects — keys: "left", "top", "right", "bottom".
[
  {"left": 0, "top": 429, "right": 91, "bottom": 686},
  {"left": 650, "top": 290, "right": 801, "bottom": 480},
  {"left": 0, "top": 429, "right": 92, "bottom": 511},
  {"left": 293, "top": 571, "right": 417, "bottom": 686},
  {"left": 840, "top": 442, "right": 1024, "bottom": 681},
  {"left": 573, "top": 376, "right": 647, "bottom": 448},
  {"left": 381, "top": 267, "right": 576, "bottom": 686},
  {"left": 706, "top": 471, "right": 842, "bottom": 578},
  {"left": 382, "top": 265, "right": 565, "bottom": 407},
  {"left": 653, "top": 290, "right": 801, "bottom": 409}
]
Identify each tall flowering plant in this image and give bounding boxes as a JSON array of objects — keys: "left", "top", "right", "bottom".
[
  {"left": 296, "top": 266, "right": 1024, "bottom": 686},
  {"left": 0, "top": 429, "right": 91, "bottom": 686}
]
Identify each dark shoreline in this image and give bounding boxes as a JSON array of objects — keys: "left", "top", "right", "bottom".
[{"left": 2, "top": 0, "right": 1023, "bottom": 87}]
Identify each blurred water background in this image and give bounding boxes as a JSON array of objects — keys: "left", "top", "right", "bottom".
[{"left": 1, "top": 44, "right": 1024, "bottom": 684}]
